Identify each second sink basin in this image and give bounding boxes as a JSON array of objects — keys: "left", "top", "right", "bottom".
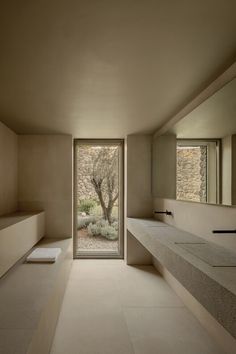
[{"left": 177, "top": 243, "right": 236, "bottom": 267}]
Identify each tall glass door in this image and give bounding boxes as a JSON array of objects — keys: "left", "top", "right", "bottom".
[{"left": 74, "top": 140, "right": 124, "bottom": 258}]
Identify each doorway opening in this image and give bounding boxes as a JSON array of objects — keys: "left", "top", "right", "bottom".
[{"left": 74, "top": 140, "right": 124, "bottom": 258}]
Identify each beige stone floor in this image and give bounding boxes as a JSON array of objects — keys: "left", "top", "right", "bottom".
[{"left": 50, "top": 260, "right": 224, "bottom": 354}]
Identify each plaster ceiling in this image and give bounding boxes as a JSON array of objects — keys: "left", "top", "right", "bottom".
[{"left": 0, "top": 0, "right": 236, "bottom": 138}]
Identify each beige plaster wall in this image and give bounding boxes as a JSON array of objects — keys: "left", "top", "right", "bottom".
[
  {"left": 232, "top": 134, "right": 236, "bottom": 205},
  {"left": 222, "top": 135, "right": 232, "bottom": 205},
  {"left": 126, "top": 135, "right": 153, "bottom": 218},
  {"left": 153, "top": 197, "right": 236, "bottom": 252},
  {"left": 223, "top": 133, "right": 236, "bottom": 205},
  {"left": 18, "top": 135, "right": 73, "bottom": 238},
  {"left": 0, "top": 121, "right": 18, "bottom": 216},
  {"left": 152, "top": 134, "right": 176, "bottom": 199}
]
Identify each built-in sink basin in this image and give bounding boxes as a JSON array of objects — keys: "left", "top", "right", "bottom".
[
  {"left": 177, "top": 243, "right": 236, "bottom": 267},
  {"left": 147, "top": 226, "right": 206, "bottom": 244},
  {"left": 139, "top": 219, "right": 168, "bottom": 227},
  {"left": 175, "top": 242, "right": 205, "bottom": 244}
]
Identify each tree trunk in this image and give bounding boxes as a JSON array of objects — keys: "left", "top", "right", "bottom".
[
  {"left": 91, "top": 165, "right": 118, "bottom": 225},
  {"left": 91, "top": 178, "right": 110, "bottom": 223},
  {"left": 94, "top": 189, "right": 115, "bottom": 225}
]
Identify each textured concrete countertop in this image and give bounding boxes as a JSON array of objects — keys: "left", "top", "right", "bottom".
[
  {"left": 127, "top": 217, "right": 236, "bottom": 339},
  {"left": 0, "top": 237, "right": 72, "bottom": 354}
]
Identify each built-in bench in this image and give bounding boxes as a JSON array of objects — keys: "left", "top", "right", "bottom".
[
  {"left": 0, "top": 211, "right": 45, "bottom": 278},
  {"left": 127, "top": 217, "right": 236, "bottom": 341},
  {"left": 0, "top": 237, "right": 73, "bottom": 354}
]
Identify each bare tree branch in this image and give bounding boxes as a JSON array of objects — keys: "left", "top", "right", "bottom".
[{"left": 90, "top": 147, "right": 118, "bottom": 224}]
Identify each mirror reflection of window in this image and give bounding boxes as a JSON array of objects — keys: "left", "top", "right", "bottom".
[
  {"left": 152, "top": 79, "right": 236, "bottom": 206},
  {"left": 176, "top": 140, "right": 219, "bottom": 204}
]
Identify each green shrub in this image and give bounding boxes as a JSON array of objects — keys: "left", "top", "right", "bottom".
[
  {"left": 87, "top": 222, "right": 101, "bottom": 236},
  {"left": 111, "top": 221, "right": 119, "bottom": 231},
  {"left": 101, "top": 225, "right": 118, "bottom": 240},
  {"left": 78, "top": 199, "right": 96, "bottom": 215},
  {"left": 77, "top": 215, "right": 97, "bottom": 230},
  {"left": 95, "top": 219, "right": 108, "bottom": 228},
  {"left": 87, "top": 219, "right": 118, "bottom": 240},
  {"left": 77, "top": 218, "right": 86, "bottom": 230}
]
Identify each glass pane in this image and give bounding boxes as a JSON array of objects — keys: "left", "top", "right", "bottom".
[{"left": 75, "top": 143, "right": 121, "bottom": 257}]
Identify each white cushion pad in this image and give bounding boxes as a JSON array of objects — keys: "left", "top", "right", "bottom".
[{"left": 26, "top": 248, "right": 61, "bottom": 263}]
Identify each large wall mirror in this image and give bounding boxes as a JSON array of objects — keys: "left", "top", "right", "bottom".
[{"left": 152, "top": 78, "right": 236, "bottom": 206}]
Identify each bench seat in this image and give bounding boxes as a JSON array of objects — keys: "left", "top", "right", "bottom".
[
  {"left": 0, "top": 211, "right": 45, "bottom": 278},
  {"left": 0, "top": 237, "right": 72, "bottom": 354}
]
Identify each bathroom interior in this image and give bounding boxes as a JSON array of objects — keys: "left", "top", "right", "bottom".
[{"left": 0, "top": 1, "right": 236, "bottom": 354}]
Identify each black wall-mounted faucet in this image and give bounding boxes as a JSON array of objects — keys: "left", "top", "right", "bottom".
[
  {"left": 212, "top": 229, "right": 236, "bottom": 234},
  {"left": 154, "top": 210, "right": 172, "bottom": 216}
]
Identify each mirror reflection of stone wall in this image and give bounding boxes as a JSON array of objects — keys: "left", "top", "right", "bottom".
[{"left": 177, "top": 144, "right": 207, "bottom": 203}]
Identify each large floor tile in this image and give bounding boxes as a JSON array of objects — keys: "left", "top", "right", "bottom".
[
  {"left": 51, "top": 260, "right": 223, "bottom": 354},
  {"left": 51, "top": 264, "right": 135, "bottom": 354},
  {"left": 51, "top": 309, "right": 135, "bottom": 354},
  {"left": 0, "top": 329, "right": 34, "bottom": 354},
  {"left": 70, "top": 259, "right": 124, "bottom": 281},
  {"left": 61, "top": 278, "right": 122, "bottom": 315},
  {"left": 51, "top": 284, "right": 134, "bottom": 354},
  {"left": 124, "top": 307, "right": 225, "bottom": 354},
  {"left": 115, "top": 266, "right": 184, "bottom": 308},
  {"left": 0, "top": 307, "right": 40, "bottom": 330}
]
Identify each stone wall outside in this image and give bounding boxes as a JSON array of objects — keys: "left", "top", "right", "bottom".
[{"left": 76, "top": 145, "right": 99, "bottom": 205}]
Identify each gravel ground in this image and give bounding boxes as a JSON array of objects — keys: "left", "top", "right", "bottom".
[{"left": 77, "top": 228, "right": 118, "bottom": 251}]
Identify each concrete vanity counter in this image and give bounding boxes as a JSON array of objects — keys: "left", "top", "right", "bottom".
[{"left": 127, "top": 217, "right": 236, "bottom": 339}]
